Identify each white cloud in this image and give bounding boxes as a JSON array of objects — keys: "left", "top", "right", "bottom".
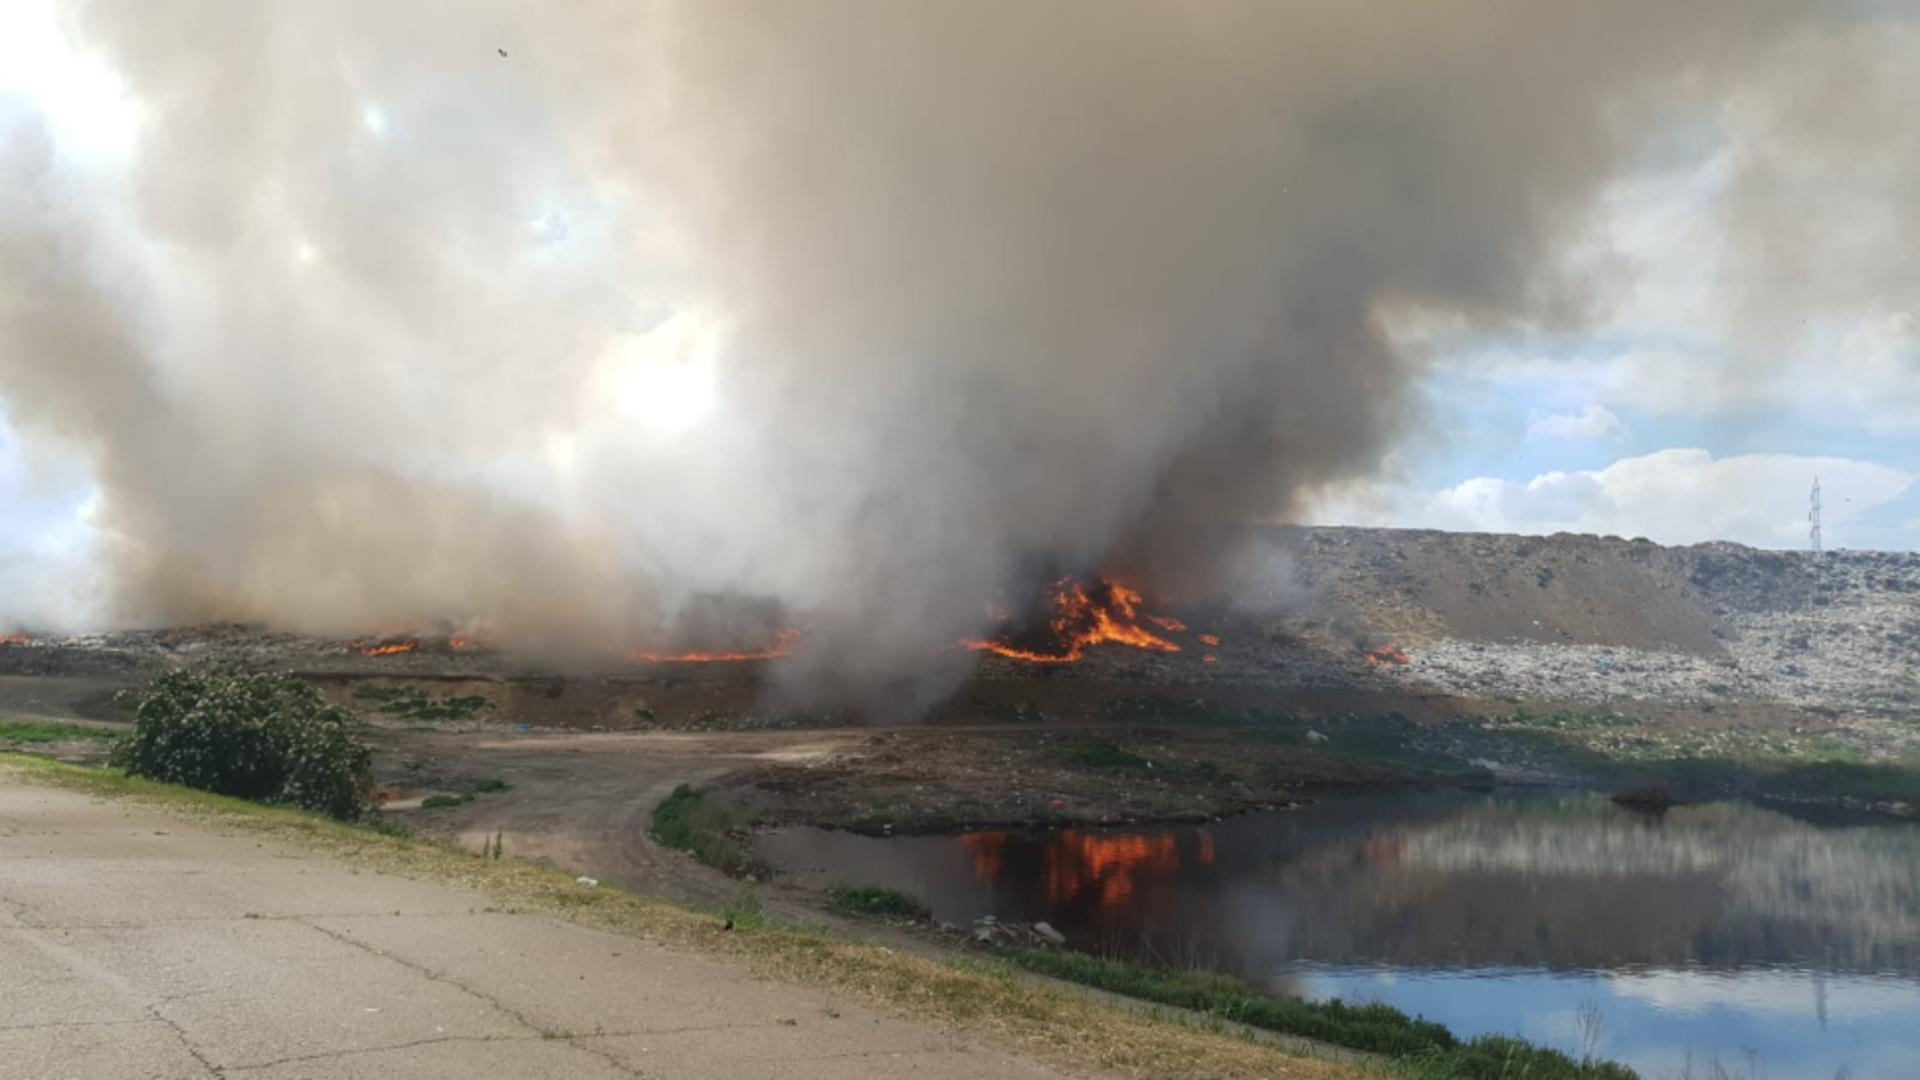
[
  {"left": 1526, "top": 404, "right": 1624, "bottom": 441},
  {"left": 1314, "top": 448, "right": 1915, "bottom": 550}
]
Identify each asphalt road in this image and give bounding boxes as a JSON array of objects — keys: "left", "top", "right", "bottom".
[{"left": 0, "top": 781, "right": 1081, "bottom": 1079}]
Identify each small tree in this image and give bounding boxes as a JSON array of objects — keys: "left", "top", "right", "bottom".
[{"left": 112, "top": 670, "right": 374, "bottom": 820}]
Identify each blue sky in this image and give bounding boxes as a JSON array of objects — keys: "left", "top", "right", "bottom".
[{"left": 1307, "top": 120, "right": 1919, "bottom": 551}]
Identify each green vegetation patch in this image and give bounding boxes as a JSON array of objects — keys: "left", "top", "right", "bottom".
[
  {"left": 471, "top": 777, "right": 512, "bottom": 794},
  {"left": 999, "top": 947, "right": 1451, "bottom": 1057},
  {"left": 421, "top": 793, "right": 473, "bottom": 809},
  {"left": 649, "top": 784, "right": 767, "bottom": 877},
  {"left": 353, "top": 685, "right": 492, "bottom": 723},
  {"left": 113, "top": 670, "right": 373, "bottom": 820},
  {"left": 826, "top": 885, "right": 930, "bottom": 920},
  {"left": 0, "top": 719, "right": 120, "bottom": 743},
  {"left": 999, "top": 948, "right": 1635, "bottom": 1079},
  {"left": 1066, "top": 741, "right": 1152, "bottom": 770}
]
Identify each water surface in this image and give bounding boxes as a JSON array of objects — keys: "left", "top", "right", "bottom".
[{"left": 758, "top": 790, "right": 1920, "bottom": 1078}]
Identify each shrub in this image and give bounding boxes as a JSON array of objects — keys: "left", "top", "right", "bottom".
[
  {"left": 422, "top": 793, "right": 473, "bottom": 809},
  {"left": 111, "top": 670, "right": 374, "bottom": 820}
]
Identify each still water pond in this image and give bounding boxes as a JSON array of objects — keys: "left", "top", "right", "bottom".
[{"left": 758, "top": 791, "right": 1920, "bottom": 1079}]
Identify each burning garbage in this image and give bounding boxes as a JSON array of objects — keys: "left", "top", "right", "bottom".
[
  {"left": 963, "top": 577, "right": 1182, "bottom": 664},
  {"left": 1363, "top": 644, "right": 1409, "bottom": 666}
]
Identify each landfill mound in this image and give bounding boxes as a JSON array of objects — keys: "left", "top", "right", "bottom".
[
  {"left": 1, "top": 527, "right": 1914, "bottom": 722},
  {"left": 1242, "top": 527, "right": 1917, "bottom": 717}
]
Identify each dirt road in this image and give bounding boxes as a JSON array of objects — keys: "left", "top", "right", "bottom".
[{"left": 0, "top": 780, "right": 1089, "bottom": 1080}]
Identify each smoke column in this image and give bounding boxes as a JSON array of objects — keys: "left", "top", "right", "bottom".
[{"left": 0, "top": 2, "right": 1910, "bottom": 692}]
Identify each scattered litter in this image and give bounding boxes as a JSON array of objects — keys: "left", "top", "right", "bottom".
[{"left": 576, "top": 876, "right": 598, "bottom": 886}]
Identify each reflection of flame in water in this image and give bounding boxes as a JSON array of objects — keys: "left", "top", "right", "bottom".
[
  {"left": 1197, "top": 831, "right": 1216, "bottom": 865},
  {"left": 963, "top": 832, "right": 1008, "bottom": 880},
  {"left": 630, "top": 627, "right": 800, "bottom": 663},
  {"left": 1046, "top": 830, "right": 1181, "bottom": 907}
]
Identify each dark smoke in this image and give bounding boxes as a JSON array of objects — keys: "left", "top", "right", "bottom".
[{"left": 0, "top": 1, "right": 1909, "bottom": 694}]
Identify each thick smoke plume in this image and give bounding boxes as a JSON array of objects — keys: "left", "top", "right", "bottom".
[{"left": 0, "top": 2, "right": 1909, "bottom": 693}]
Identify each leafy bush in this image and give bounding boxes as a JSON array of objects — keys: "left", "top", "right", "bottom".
[
  {"left": 827, "top": 885, "right": 930, "bottom": 919},
  {"left": 422, "top": 793, "right": 473, "bottom": 809},
  {"left": 111, "top": 671, "right": 373, "bottom": 820}
]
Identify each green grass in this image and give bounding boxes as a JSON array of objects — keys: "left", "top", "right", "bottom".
[
  {"left": 826, "top": 885, "right": 930, "bottom": 920},
  {"left": 0, "top": 719, "right": 120, "bottom": 743},
  {"left": 421, "top": 793, "right": 473, "bottom": 809},
  {"left": 1066, "top": 741, "right": 1152, "bottom": 770},
  {"left": 999, "top": 948, "right": 1636, "bottom": 1079},
  {"left": 471, "top": 777, "right": 512, "bottom": 793},
  {"left": 649, "top": 784, "right": 768, "bottom": 877}
]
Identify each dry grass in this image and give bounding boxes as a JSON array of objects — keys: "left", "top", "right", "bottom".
[{"left": 0, "top": 753, "right": 1369, "bottom": 1080}]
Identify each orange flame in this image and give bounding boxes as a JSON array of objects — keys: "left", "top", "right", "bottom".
[
  {"left": 0, "top": 632, "right": 31, "bottom": 647},
  {"left": 448, "top": 635, "right": 477, "bottom": 652},
  {"left": 353, "top": 640, "right": 419, "bottom": 657},
  {"left": 963, "top": 578, "right": 1181, "bottom": 663},
  {"left": 630, "top": 626, "right": 800, "bottom": 663},
  {"left": 1197, "top": 633, "right": 1221, "bottom": 647},
  {"left": 1363, "top": 644, "right": 1409, "bottom": 665},
  {"left": 1202, "top": 653, "right": 1218, "bottom": 664}
]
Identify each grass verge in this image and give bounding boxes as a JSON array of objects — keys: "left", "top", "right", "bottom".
[
  {"left": 0, "top": 752, "right": 1365, "bottom": 1080},
  {"left": 0, "top": 719, "right": 120, "bottom": 743},
  {"left": 997, "top": 948, "right": 1637, "bottom": 1080},
  {"left": 826, "top": 885, "right": 930, "bottom": 920}
]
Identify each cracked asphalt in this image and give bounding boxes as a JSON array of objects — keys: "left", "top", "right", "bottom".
[{"left": 0, "top": 783, "right": 1087, "bottom": 1079}]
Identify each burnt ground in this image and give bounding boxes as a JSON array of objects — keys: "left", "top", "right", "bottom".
[{"left": 2, "top": 526, "right": 1917, "bottom": 903}]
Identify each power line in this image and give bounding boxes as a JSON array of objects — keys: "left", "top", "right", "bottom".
[{"left": 1809, "top": 477, "right": 1822, "bottom": 555}]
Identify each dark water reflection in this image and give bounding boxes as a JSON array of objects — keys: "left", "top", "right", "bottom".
[{"left": 758, "top": 791, "right": 1920, "bottom": 1078}]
